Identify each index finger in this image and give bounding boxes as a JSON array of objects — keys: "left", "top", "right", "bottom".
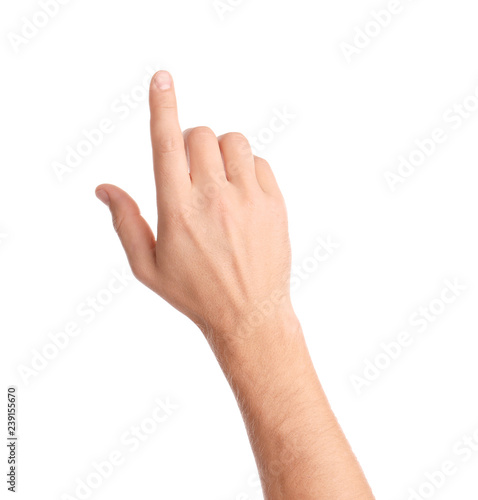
[{"left": 150, "top": 71, "right": 190, "bottom": 198}]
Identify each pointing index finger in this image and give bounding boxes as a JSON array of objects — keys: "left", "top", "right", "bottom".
[{"left": 150, "top": 71, "right": 190, "bottom": 197}]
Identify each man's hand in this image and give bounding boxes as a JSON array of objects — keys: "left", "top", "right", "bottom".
[
  {"left": 96, "top": 70, "right": 294, "bottom": 345},
  {"left": 95, "top": 71, "right": 374, "bottom": 499}
]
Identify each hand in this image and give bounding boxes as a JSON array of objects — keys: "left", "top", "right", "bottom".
[{"left": 95, "top": 70, "right": 296, "bottom": 345}]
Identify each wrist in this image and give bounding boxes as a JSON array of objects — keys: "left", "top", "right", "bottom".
[
  {"left": 207, "top": 302, "right": 303, "bottom": 361},
  {"left": 210, "top": 308, "right": 317, "bottom": 402}
]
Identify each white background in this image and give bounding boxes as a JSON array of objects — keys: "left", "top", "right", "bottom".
[{"left": 1, "top": 0, "right": 478, "bottom": 499}]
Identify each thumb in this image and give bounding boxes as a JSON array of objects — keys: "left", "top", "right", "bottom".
[{"left": 95, "top": 184, "right": 157, "bottom": 285}]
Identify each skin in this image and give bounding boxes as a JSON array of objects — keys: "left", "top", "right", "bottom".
[{"left": 95, "top": 70, "right": 375, "bottom": 499}]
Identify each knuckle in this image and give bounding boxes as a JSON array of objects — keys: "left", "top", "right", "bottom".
[
  {"left": 155, "top": 103, "right": 177, "bottom": 110},
  {"left": 242, "top": 195, "right": 258, "bottom": 212},
  {"left": 254, "top": 156, "right": 270, "bottom": 168},
  {"left": 222, "top": 133, "right": 251, "bottom": 157},
  {"left": 223, "top": 132, "right": 249, "bottom": 145},
  {"left": 155, "top": 135, "right": 183, "bottom": 154},
  {"left": 202, "top": 177, "right": 224, "bottom": 200},
  {"left": 187, "top": 126, "right": 215, "bottom": 142},
  {"left": 212, "top": 192, "right": 233, "bottom": 215},
  {"left": 226, "top": 159, "right": 245, "bottom": 177}
]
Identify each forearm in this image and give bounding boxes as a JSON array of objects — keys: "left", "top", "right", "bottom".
[{"left": 212, "top": 311, "right": 374, "bottom": 500}]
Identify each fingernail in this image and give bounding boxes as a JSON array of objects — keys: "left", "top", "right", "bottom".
[
  {"left": 95, "top": 189, "right": 110, "bottom": 206},
  {"left": 154, "top": 71, "right": 172, "bottom": 90}
]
